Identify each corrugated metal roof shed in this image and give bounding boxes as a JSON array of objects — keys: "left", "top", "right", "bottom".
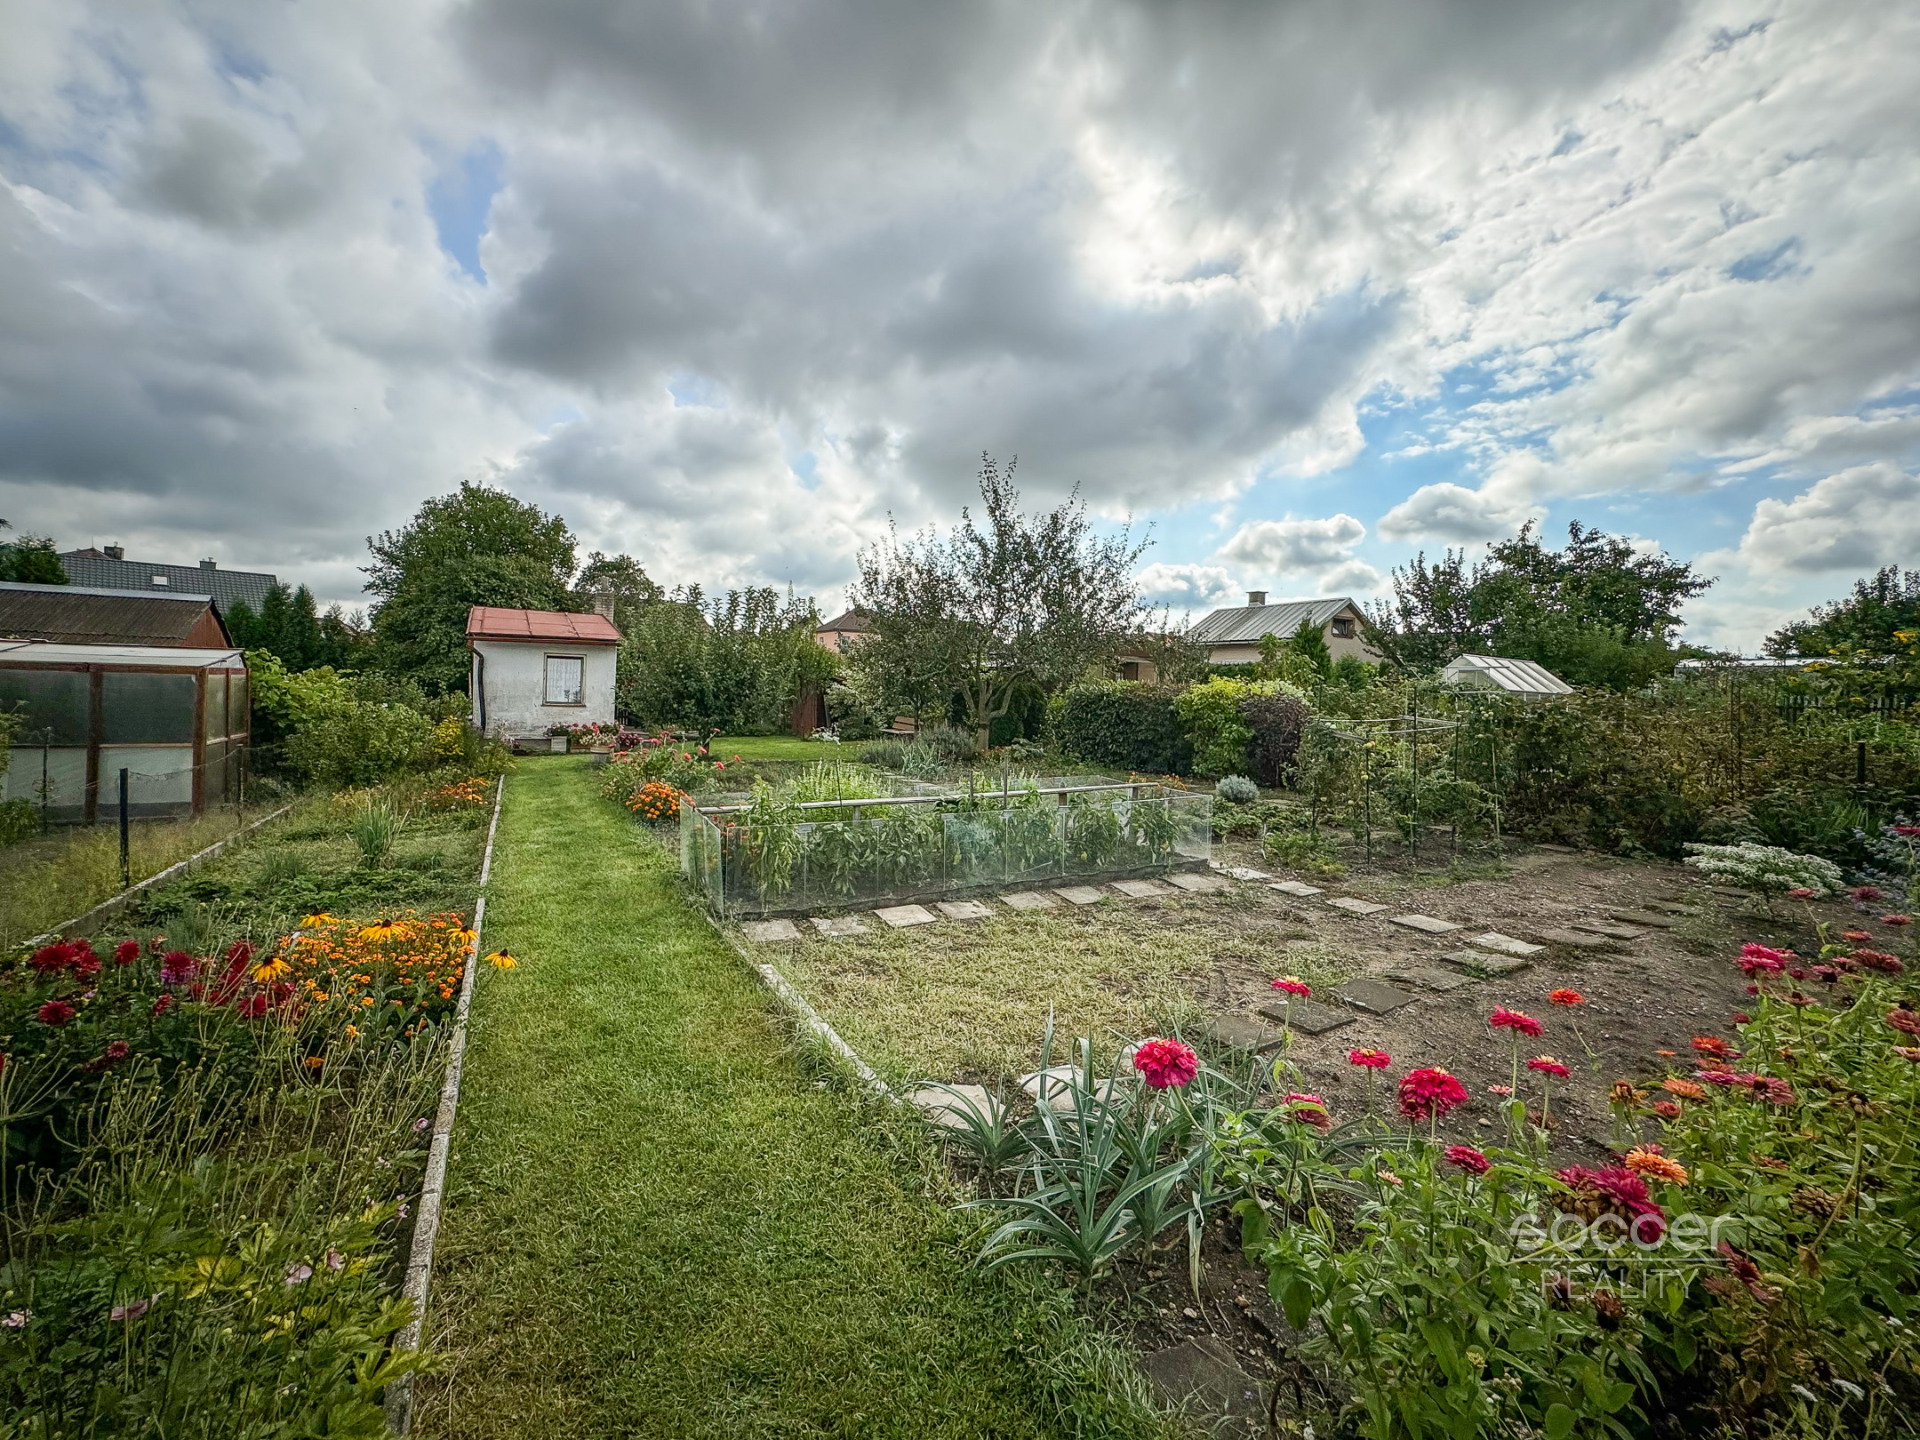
[
  {"left": 0, "top": 582, "right": 230, "bottom": 647},
  {"left": 1188, "top": 597, "right": 1356, "bottom": 645},
  {"left": 58, "top": 550, "right": 279, "bottom": 610},
  {"left": 466, "top": 606, "right": 622, "bottom": 644},
  {"left": 1438, "top": 653, "right": 1574, "bottom": 696}
]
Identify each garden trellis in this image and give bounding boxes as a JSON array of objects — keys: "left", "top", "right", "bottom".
[{"left": 680, "top": 775, "right": 1212, "bottom": 917}]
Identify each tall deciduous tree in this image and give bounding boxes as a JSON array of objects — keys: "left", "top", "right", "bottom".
[
  {"left": 365, "top": 483, "right": 578, "bottom": 693},
  {"left": 851, "top": 455, "right": 1149, "bottom": 750},
  {"left": 0, "top": 523, "right": 67, "bottom": 585},
  {"left": 1766, "top": 566, "right": 1920, "bottom": 658}
]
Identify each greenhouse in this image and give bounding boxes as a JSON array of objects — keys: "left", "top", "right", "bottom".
[{"left": 680, "top": 774, "right": 1212, "bottom": 917}]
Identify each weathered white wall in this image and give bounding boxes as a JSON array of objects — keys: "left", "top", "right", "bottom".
[{"left": 471, "top": 640, "right": 618, "bottom": 736}]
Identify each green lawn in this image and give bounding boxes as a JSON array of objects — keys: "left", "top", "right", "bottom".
[
  {"left": 417, "top": 757, "right": 1167, "bottom": 1440},
  {"left": 709, "top": 733, "right": 848, "bottom": 762}
]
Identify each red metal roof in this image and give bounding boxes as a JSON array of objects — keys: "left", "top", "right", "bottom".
[{"left": 465, "top": 606, "right": 622, "bottom": 645}]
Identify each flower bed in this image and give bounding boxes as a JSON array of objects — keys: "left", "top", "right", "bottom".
[{"left": 0, "top": 781, "right": 492, "bottom": 1433}]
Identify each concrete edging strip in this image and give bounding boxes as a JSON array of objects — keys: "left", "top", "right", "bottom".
[
  {"left": 22, "top": 803, "right": 296, "bottom": 950},
  {"left": 703, "top": 910, "right": 891, "bottom": 1100},
  {"left": 385, "top": 774, "right": 506, "bottom": 1435}
]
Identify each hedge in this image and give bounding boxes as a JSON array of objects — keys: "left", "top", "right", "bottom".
[{"left": 1050, "top": 682, "right": 1192, "bottom": 775}]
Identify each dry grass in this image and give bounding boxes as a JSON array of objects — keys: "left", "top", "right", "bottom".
[
  {"left": 769, "top": 889, "right": 1365, "bottom": 1083},
  {"left": 0, "top": 803, "right": 292, "bottom": 948}
]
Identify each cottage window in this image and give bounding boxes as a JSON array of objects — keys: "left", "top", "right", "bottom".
[
  {"left": 1330, "top": 616, "right": 1356, "bottom": 638},
  {"left": 545, "top": 655, "right": 585, "bottom": 705}
]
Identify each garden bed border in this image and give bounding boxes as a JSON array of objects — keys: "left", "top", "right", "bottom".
[
  {"left": 385, "top": 774, "right": 505, "bottom": 1436},
  {"left": 20, "top": 803, "right": 296, "bottom": 950}
]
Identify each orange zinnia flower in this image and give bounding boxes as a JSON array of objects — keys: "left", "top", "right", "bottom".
[
  {"left": 1625, "top": 1147, "right": 1689, "bottom": 1186},
  {"left": 1661, "top": 1078, "right": 1707, "bottom": 1101}
]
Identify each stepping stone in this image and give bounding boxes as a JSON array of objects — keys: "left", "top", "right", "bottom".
[
  {"left": 1053, "top": 885, "right": 1107, "bottom": 905},
  {"left": 907, "top": 1083, "right": 1002, "bottom": 1131},
  {"left": 1269, "top": 879, "right": 1324, "bottom": 897},
  {"left": 1533, "top": 927, "right": 1614, "bottom": 949},
  {"left": 1333, "top": 978, "right": 1419, "bottom": 1015},
  {"left": 1206, "top": 1015, "right": 1289, "bottom": 1054},
  {"left": 999, "top": 890, "right": 1059, "bottom": 912},
  {"left": 934, "top": 899, "right": 994, "bottom": 921},
  {"left": 1609, "top": 909, "right": 1675, "bottom": 928},
  {"left": 1708, "top": 885, "right": 1755, "bottom": 899},
  {"left": 1389, "top": 913, "right": 1462, "bottom": 935},
  {"left": 1324, "top": 897, "right": 1390, "bottom": 916},
  {"left": 1384, "top": 963, "right": 1476, "bottom": 993},
  {"left": 1139, "top": 1335, "right": 1265, "bottom": 1433},
  {"left": 742, "top": 919, "right": 801, "bottom": 943},
  {"left": 872, "top": 904, "right": 936, "bottom": 928},
  {"left": 1468, "top": 932, "right": 1544, "bottom": 958},
  {"left": 1256, "top": 998, "right": 1355, "bottom": 1035},
  {"left": 1112, "top": 878, "right": 1174, "bottom": 899},
  {"left": 1441, "top": 949, "right": 1532, "bottom": 978},
  {"left": 1164, "top": 872, "right": 1228, "bottom": 893},
  {"left": 1019, "top": 1066, "right": 1119, "bottom": 1110},
  {"left": 1568, "top": 920, "right": 1646, "bottom": 941},
  {"left": 810, "top": 915, "right": 868, "bottom": 936},
  {"left": 1533, "top": 843, "right": 1578, "bottom": 854},
  {"left": 1217, "top": 865, "right": 1271, "bottom": 881}
]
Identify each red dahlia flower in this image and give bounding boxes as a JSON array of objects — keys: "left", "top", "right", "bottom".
[
  {"left": 1132, "top": 1037, "right": 1199, "bottom": 1090},
  {"left": 36, "top": 1000, "right": 76, "bottom": 1027},
  {"left": 1489, "top": 1006, "right": 1543, "bottom": 1037},
  {"left": 114, "top": 940, "right": 140, "bottom": 966},
  {"left": 1443, "top": 1144, "right": 1491, "bottom": 1175},
  {"left": 1398, "top": 1067, "right": 1468, "bottom": 1121}
]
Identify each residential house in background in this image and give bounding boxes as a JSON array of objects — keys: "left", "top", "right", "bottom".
[
  {"left": 814, "top": 609, "right": 872, "bottom": 654},
  {"left": 0, "top": 582, "right": 249, "bottom": 822},
  {"left": 1187, "top": 593, "right": 1377, "bottom": 666},
  {"left": 467, "top": 602, "right": 621, "bottom": 744},
  {"left": 59, "top": 546, "right": 279, "bottom": 612}
]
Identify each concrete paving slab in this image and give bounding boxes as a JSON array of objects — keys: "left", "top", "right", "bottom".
[
  {"left": 1019, "top": 1066, "right": 1120, "bottom": 1110},
  {"left": 1325, "top": 896, "right": 1391, "bottom": 916},
  {"left": 1609, "top": 909, "right": 1676, "bottom": 928},
  {"left": 1218, "top": 866, "right": 1271, "bottom": 881},
  {"left": 1468, "top": 932, "right": 1545, "bottom": 957},
  {"left": 1268, "top": 879, "right": 1324, "bottom": 897},
  {"left": 742, "top": 919, "right": 801, "bottom": 943},
  {"left": 1441, "top": 949, "right": 1532, "bottom": 978},
  {"left": 1533, "top": 926, "right": 1614, "bottom": 949},
  {"left": 907, "top": 1083, "right": 1002, "bottom": 1131},
  {"left": 1384, "top": 964, "right": 1477, "bottom": 993},
  {"left": 999, "top": 890, "right": 1060, "bottom": 912},
  {"left": 871, "top": 904, "right": 936, "bottom": 929},
  {"left": 1255, "top": 998, "right": 1355, "bottom": 1035},
  {"left": 1568, "top": 920, "right": 1646, "bottom": 940},
  {"left": 1112, "top": 878, "right": 1176, "bottom": 898},
  {"left": 809, "top": 915, "right": 868, "bottom": 936},
  {"left": 1206, "top": 1014, "right": 1289, "bottom": 1054},
  {"left": 1389, "top": 913, "right": 1463, "bottom": 934},
  {"left": 1164, "top": 872, "right": 1229, "bottom": 893},
  {"left": 1334, "top": 978, "right": 1420, "bottom": 1014},
  {"left": 934, "top": 899, "right": 995, "bottom": 921},
  {"left": 1139, "top": 1336, "right": 1265, "bottom": 1438},
  {"left": 1053, "top": 885, "right": 1107, "bottom": 905}
]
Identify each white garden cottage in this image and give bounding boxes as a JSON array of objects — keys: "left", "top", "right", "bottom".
[{"left": 466, "top": 604, "right": 621, "bottom": 743}]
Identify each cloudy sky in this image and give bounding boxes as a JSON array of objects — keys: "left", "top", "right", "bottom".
[{"left": 3, "top": 0, "right": 1916, "bottom": 648}]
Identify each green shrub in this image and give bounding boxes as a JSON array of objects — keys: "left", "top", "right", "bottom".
[
  {"left": 1682, "top": 841, "right": 1844, "bottom": 897},
  {"left": 1262, "top": 826, "right": 1345, "bottom": 876},
  {"left": 1051, "top": 682, "right": 1190, "bottom": 774},
  {"left": 1173, "top": 678, "right": 1307, "bottom": 777},
  {"left": 860, "top": 739, "right": 944, "bottom": 777},
  {"left": 1242, "top": 692, "right": 1310, "bottom": 786},
  {"left": 285, "top": 700, "right": 435, "bottom": 789},
  {"left": 0, "top": 797, "right": 35, "bottom": 848},
  {"left": 1214, "top": 774, "right": 1259, "bottom": 804}
]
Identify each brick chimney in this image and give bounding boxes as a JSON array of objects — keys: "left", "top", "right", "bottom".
[
  {"left": 592, "top": 591, "right": 616, "bottom": 620},
  {"left": 1246, "top": 590, "right": 1267, "bottom": 606}
]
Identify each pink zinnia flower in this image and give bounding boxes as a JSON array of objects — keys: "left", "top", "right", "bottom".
[
  {"left": 1284, "top": 1093, "right": 1332, "bottom": 1131},
  {"left": 1347, "top": 1048, "right": 1391, "bottom": 1069},
  {"left": 1489, "top": 1006, "right": 1542, "bottom": 1038},
  {"left": 1132, "top": 1037, "right": 1199, "bottom": 1090},
  {"left": 1443, "top": 1144, "right": 1490, "bottom": 1175},
  {"left": 1851, "top": 886, "right": 1885, "bottom": 902},
  {"left": 1270, "top": 977, "right": 1311, "bottom": 998},
  {"left": 1487, "top": 1084, "right": 1514, "bottom": 1096},
  {"left": 1527, "top": 1055, "right": 1571, "bottom": 1078},
  {"left": 1882, "top": 914, "right": 1912, "bottom": 927},
  {"left": 1788, "top": 887, "right": 1817, "bottom": 899},
  {"left": 1398, "top": 1067, "right": 1469, "bottom": 1121},
  {"left": 1842, "top": 930, "right": 1873, "bottom": 942}
]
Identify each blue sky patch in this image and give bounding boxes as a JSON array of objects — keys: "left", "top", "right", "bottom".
[{"left": 428, "top": 140, "right": 503, "bottom": 283}]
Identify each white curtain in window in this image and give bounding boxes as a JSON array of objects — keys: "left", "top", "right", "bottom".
[{"left": 545, "top": 655, "right": 584, "bottom": 704}]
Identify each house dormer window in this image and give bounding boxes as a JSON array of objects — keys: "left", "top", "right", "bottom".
[
  {"left": 1331, "top": 616, "right": 1355, "bottom": 638},
  {"left": 544, "top": 654, "right": 584, "bottom": 705}
]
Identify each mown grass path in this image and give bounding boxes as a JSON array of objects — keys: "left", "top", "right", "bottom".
[{"left": 418, "top": 758, "right": 1153, "bottom": 1440}]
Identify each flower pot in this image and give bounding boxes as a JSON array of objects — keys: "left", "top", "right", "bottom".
[
  {"left": 590, "top": 747, "right": 613, "bottom": 767},
  {"left": 549, "top": 735, "right": 568, "bottom": 754}
]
